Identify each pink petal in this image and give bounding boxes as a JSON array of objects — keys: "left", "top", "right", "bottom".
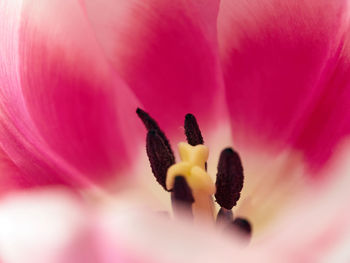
[
  {"left": 0, "top": 188, "right": 157, "bottom": 263},
  {"left": 218, "top": 0, "right": 350, "bottom": 171},
  {"left": 0, "top": 188, "right": 89, "bottom": 263},
  {"left": 259, "top": 142, "right": 350, "bottom": 261},
  {"left": 0, "top": 0, "right": 142, "bottom": 189},
  {"left": 82, "top": 0, "right": 226, "bottom": 137},
  {"left": 294, "top": 34, "right": 350, "bottom": 169},
  {"left": 0, "top": 147, "right": 24, "bottom": 194}
]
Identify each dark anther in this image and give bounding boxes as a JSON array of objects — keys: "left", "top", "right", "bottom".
[
  {"left": 184, "top": 113, "right": 204, "bottom": 146},
  {"left": 215, "top": 148, "right": 244, "bottom": 210},
  {"left": 146, "top": 130, "right": 175, "bottom": 190},
  {"left": 216, "top": 207, "right": 233, "bottom": 224},
  {"left": 229, "top": 218, "right": 252, "bottom": 238},
  {"left": 184, "top": 113, "right": 207, "bottom": 170},
  {"left": 172, "top": 176, "right": 194, "bottom": 203},
  {"left": 171, "top": 176, "right": 194, "bottom": 218},
  {"left": 137, "top": 108, "right": 174, "bottom": 158}
]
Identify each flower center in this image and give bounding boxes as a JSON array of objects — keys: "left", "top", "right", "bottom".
[
  {"left": 137, "top": 108, "right": 252, "bottom": 241},
  {"left": 167, "top": 142, "right": 215, "bottom": 223}
]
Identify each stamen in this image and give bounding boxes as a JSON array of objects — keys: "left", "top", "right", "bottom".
[
  {"left": 171, "top": 176, "right": 194, "bottom": 218},
  {"left": 146, "top": 130, "right": 175, "bottom": 190},
  {"left": 137, "top": 108, "right": 251, "bottom": 237},
  {"left": 184, "top": 114, "right": 204, "bottom": 146},
  {"left": 228, "top": 218, "right": 252, "bottom": 239},
  {"left": 215, "top": 148, "right": 244, "bottom": 210},
  {"left": 216, "top": 207, "right": 233, "bottom": 224},
  {"left": 137, "top": 108, "right": 174, "bottom": 157},
  {"left": 184, "top": 113, "right": 207, "bottom": 170}
]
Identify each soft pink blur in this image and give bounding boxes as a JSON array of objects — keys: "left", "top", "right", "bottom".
[{"left": 1, "top": 141, "right": 350, "bottom": 263}]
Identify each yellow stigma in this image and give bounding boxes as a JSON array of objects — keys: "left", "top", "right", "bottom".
[{"left": 166, "top": 142, "right": 215, "bottom": 222}]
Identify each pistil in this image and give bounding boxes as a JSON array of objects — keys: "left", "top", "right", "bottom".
[{"left": 166, "top": 143, "right": 216, "bottom": 223}]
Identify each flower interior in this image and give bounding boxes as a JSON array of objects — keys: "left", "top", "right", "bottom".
[{"left": 137, "top": 108, "right": 252, "bottom": 241}]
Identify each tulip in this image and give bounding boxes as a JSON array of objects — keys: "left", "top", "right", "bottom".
[
  {"left": 0, "top": 0, "right": 349, "bottom": 187},
  {"left": 0, "top": 0, "right": 350, "bottom": 261}
]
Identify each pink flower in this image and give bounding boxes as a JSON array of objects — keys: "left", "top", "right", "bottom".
[
  {"left": 0, "top": 0, "right": 350, "bottom": 261},
  {"left": 0, "top": 0, "right": 349, "bottom": 191}
]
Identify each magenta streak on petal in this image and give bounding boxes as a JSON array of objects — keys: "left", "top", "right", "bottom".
[
  {"left": 0, "top": 0, "right": 142, "bottom": 190},
  {"left": 0, "top": 146, "right": 25, "bottom": 193},
  {"left": 83, "top": 0, "right": 226, "bottom": 139},
  {"left": 294, "top": 35, "right": 350, "bottom": 171},
  {"left": 218, "top": 0, "right": 350, "bottom": 172}
]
